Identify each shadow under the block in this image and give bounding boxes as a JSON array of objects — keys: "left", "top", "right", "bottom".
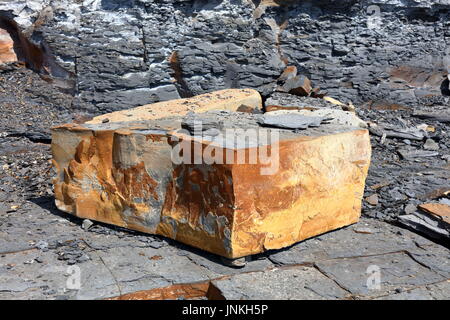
[{"left": 28, "top": 195, "right": 270, "bottom": 267}]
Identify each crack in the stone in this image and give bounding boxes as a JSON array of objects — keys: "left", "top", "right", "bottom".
[
  {"left": 81, "top": 239, "right": 122, "bottom": 298},
  {"left": 312, "top": 263, "right": 354, "bottom": 298},
  {"left": 362, "top": 278, "right": 450, "bottom": 300},
  {"left": 140, "top": 26, "right": 148, "bottom": 65},
  {"left": 0, "top": 248, "right": 37, "bottom": 255},
  {"left": 168, "top": 50, "right": 193, "bottom": 98}
]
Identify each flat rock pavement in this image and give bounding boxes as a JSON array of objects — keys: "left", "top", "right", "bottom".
[{"left": 0, "top": 196, "right": 448, "bottom": 300}]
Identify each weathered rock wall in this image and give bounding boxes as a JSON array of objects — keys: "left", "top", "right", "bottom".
[{"left": 0, "top": 0, "right": 449, "bottom": 113}]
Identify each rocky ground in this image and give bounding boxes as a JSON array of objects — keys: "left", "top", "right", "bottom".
[{"left": 0, "top": 63, "right": 449, "bottom": 300}]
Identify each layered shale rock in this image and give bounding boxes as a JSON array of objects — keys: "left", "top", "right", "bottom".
[
  {"left": 1, "top": 0, "right": 449, "bottom": 112},
  {"left": 52, "top": 91, "right": 371, "bottom": 258}
]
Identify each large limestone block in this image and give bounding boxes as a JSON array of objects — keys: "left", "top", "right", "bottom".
[
  {"left": 88, "top": 89, "right": 262, "bottom": 124},
  {"left": 52, "top": 110, "right": 371, "bottom": 259}
]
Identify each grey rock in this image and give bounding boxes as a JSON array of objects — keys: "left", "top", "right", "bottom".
[
  {"left": 268, "top": 218, "right": 433, "bottom": 266},
  {"left": 258, "top": 114, "right": 327, "bottom": 130},
  {"left": 211, "top": 266, "right": 348, "bottom": 300},
  {"left": 315, "top": 252, "right": 446, "bottom": 297},
  {"left": 82, "top": 219, "right": 94, "bottom": 231},
  {"left": 398, "top": 213, "right": 450, "bottom": 241},
  {"left": 404, "top": 204, "right": 417, "bottom": 215},
  {"left": 375, "top": 281, "right": 450, "bottom": 300},
  {"left": 370, "top": 124, "right": 427, "bottom": 141},
  {"left": 0, "top": 0, "right": 447, "bottom": 112},
  {"left": 397, "top": 148, "right": 440, "bottom": 161}
]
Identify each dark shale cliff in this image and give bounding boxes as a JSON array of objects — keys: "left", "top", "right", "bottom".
[{"left": 0, "top": 0, "right": 449, "bottom": 114}]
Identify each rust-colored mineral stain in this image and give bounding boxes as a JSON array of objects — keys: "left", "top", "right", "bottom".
[
  {"left": 230, "top": 130, "right": 370, "bottom": 257},
  {"left": 113, "top": 161, "right": 159, "bottom": 202},
  {"left": 145, "top": 134, "right": 165, "bottom": 142}
]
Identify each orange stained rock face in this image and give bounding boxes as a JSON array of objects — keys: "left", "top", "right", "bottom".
[
  {"left": 0, "top": 28, "right": 17, "bottom": 64},
  {"left": 88, "top": 89, "right": 262, "bottom": 124},
  {"left": 229, "top": 130, "right": 371, "bottom": 257}
]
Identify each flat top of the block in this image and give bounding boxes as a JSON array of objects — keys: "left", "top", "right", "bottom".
[
  {"left": 53, "top": 110, "right": 367, "bottom": 149},
  {"left": 87, "top": 89, "right": 262, "bottom": 124},
  {"left": 177, "top": 110, "right": 367, "bottom": 149}
]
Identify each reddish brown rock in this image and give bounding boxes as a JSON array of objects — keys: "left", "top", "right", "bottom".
[
  {"left": 278, "top": 75, "right": 312, "bottom": 97},
  {"left": 52, "top": 97, "right": 371, "bottom": 258}
]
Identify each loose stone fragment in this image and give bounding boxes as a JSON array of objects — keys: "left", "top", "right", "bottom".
[
  {"left": 269, "top": 109, "right": 367, "bottom": 128},
  {"left": 398, "top": 213, "right": 449, "bottom": 241},
  {"left": 353, "top": 227, "right": 373, "bottom": 234},
  {"left": 365, "top": 194, "right": 379, "bottom": 206},
  {"left": 278, "top": 75, "right": 312, "bottom": 97},
  {"left": 277, "top": 65, "right": 297, "bottom": 82},
  {"left": 323, "top": 96, "right": 345, "bottom": 106},
  {"left": 399, "top": 202, "right": 450, "bottom": 240},
  {"left": 369, "top": 123, "right": 427, "bottom": 141},
  {"left": 413, "top": 112, "right": 450, "bottom": 124},
  {"left": 397, "top": 148, "right": 439, "bottom": 161},
  {"left": 404, "top": 204, "right": 417, "bottom": 215},
  {"left": 82, "top": 219, "right": 94, "bottom": 231},
  {"left": 257, "top": 113, "right": 327, "bottom": 130}
]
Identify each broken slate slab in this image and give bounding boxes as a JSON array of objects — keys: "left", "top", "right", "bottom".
[
  {"left": 407, "top": 244, "right": 450, "bottom": 278},
  {"left": 278, "top": 75, "right": 312, "bottom": 97},
  {"left": 397, "top": 148, "right": 439, "bottom": 161},
  {"left": 265, "top": 92, "right": 342, "bottom": 111},
  {"left": 418, "top": 203, "right": 450, "bottom": 224},
  {"left": 268, "top": 218, "right": 437, "bottom": 266},
  {"left": 412, "top": 111, "right": 450, "bottom": 124},
  {"left": 265, "top": 109, "right": 367, "bottom": 129},
  {"left": 398, "top": 211, "right": 450, "bottom": 241},
  {"left": 369, "top": 123, "right": 427, "bottom": 141}
]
